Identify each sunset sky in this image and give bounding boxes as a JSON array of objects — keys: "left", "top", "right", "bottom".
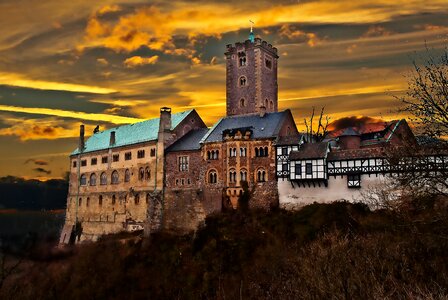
[{"left": 0, "top": 0, "right": 447, "bottom": 179}]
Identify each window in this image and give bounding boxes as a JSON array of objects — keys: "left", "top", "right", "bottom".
[
  {"left": 146, "top": 193, "right": 150, "bottom": 204},
  {"left": 306, "top": 163, "right": 312, "bottom": 175},
  {"left": 282, "top": 163, "right": 288, "bottom": 172},
  {"left": 81, "top": 160, "right": 87, "bottom": 167},
  {"left": 137, "top": 150, "right": 145, "bottom": 159},
  {"left": 281, "top": 147, "right": 288, "bottom": 155},
  {"left": 91, "top": 158, "right": 97, "bottom": 165},
  {"left": 208, "top": 170, "right": 218, "bottom": 184},
  {"left": 111, "top": 170, "right": 119, "bottom": 184},
  {"left": 139, "top": 168, "right": 144, "bottom": 181},
  {"left": 73, "top": 161, "right": 77, "bottom": 168},
  {"left": 255, "top": 147, "right": 269, "bottom": 157},
  {"left": 90, "top": 173, "right": 96, "bottom": 186},
  {"left": 270, "top": 100, "right": 274, "bottom": 109},
  {"left": 229, "top": 169, "right": 237, "bottom": 183},
  {"left": 257, "top": 169, "right": 266, "bottom": 182},
  {"left": 99, "top": 195, "right": 103, "bottom": 207},
  {"left": 240, "top": 147, "right": 247, "bottom": 157},
  {"left": 179, "top": 156, "right": 189, "bottom": 172},
  {"left": 207, "top": 150, "right": 219, "bottom": 160},
  {"left": 265, "top": 58, "right": 272, "bottom": 69},
  {"left": 112, "top": 195, "right": 116, "bottom": 205},
  {"left": 348, "top": 174, "right": 361, "bottom": 188},
  {"left": 86, "top": 197, "right": 90, "bottom": 207},
  {"left": 239, "top": 76, "right": 247, "bottom": 87},
  {"left": 229, "top": 148, "right": 237, "bottom": 157},
  {"left": 240, "top": 98, "right": 246, "bottom": 107},
  {"left": 240, "top": 170, "right": 247, "bottom": 182},
  {"left": 145, "top": 167, "right": 151, "bottom": 180},
  {"left": 78, "top": 198, "right": 82, "bottom": 207},
  {"left": 125, "top": 152, "right": 132, "bottom": 160},
  {"left": 102, "top": 156, "right": 108, "bottom": 164},
  {"left": 150, "top": 148, "right": 156, "bottom": 157},
  {"left": 80, "top": 174, "right": 87, "bottom": 186},
  {"left": 135, "top": 194, "right": 140, "bottom": 205},
  {"left": 125, "top": 169, "right": 130, "bottom": 182},
  {"left": 113, "top": 154, "right": 119, "bottom": 162},
  {"left": 295, "top": 164, "right": 302, "bottom": 175},
  {"left": 238, "top": 51, "right": 246, "bottom": 66},
  {"left": 100, "top": 172, "right": 107, "bottom": 185}
]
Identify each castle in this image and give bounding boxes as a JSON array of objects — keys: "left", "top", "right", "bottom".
[{"left": 59, "top": 32, "right": 447, "bottom": 243}]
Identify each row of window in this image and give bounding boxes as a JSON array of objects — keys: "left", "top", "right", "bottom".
[
  {"left": 73, "top": 148, "right": 156, "bottom": 168},
  {"left": 295, "top": 163, "right": 313, "bottom": 175},
  {"left": 76, "top": 193, "right": 150, "bottom": 207},
  {"left": 207, "top": 169, "right": 267, "bottom": 184},
  {"left": 237, "top": 51, "right": 272, "bottom": 70},
  {"left": 80, "top": 167, "right": 151, "bottom": 186}
]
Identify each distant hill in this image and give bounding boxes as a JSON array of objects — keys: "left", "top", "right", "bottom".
[{"left": 0, "top": 176, "right": 68, "bottom": 210}]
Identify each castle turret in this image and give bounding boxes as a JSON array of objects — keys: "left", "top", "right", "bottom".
[{"left": 225, "top": 28, "right": 279, "bottom": 117}]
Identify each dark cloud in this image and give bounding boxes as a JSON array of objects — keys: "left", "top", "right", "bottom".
[
  {"left": 328, "top": 116, "right": 384, "bottom": 131},
  {"left": 33, "top": 167, "right": 52, "bottom": 175},
  {"left": 25, "top": 159, "right": 49, "bottom": 166}
]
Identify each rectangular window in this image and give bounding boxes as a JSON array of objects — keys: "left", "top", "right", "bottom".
[
  {"left": 282, "top": 163, "right": 288, "bottom": 172},
  {"left": 102, "top": 156, "right": 108, "bottom": 164},
  {"left": 125, "top": 152, "right": 132, "bottom": 160},
  {"left": 150, "top": 148, "right": 156, "bottom": 157},
  {"left": 91, "top": 158, "right": 97, "bottom": 166},
  {"left": 81, "top": 160, "right": 87, "bottom": 167},
  {"left": 179, "top": 156, "right": 189, "bottom": 172},
  {"left": 295, "top": 163, "right": 302, "bottom": 175},
  {"left": 348, "top": 174, "right": 361, "bottom": 188},
  {"left": 72, "top": 161, "right": 77, "bottom": 168},
  {"left": 282, "top": 147, "right": 288, "bottom": 155},
  {"left": 305, "top": 163, "right": 312, "bottom": 175},
  {"left": 113, "top": 154, "right": 119, "bottom": 162},
  {"left": 137, "top": 150, "right": 145, "bottom": 159}
]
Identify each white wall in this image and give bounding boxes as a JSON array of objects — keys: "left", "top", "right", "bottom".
[{"left": 278, "top": 174, "right": 390, "bottom": 210}]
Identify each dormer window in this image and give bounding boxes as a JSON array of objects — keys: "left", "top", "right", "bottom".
[{"left": 238, "top": 52, "right": 246, "bottom": 66}]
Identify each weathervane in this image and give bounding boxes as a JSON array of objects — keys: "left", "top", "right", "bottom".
[
  {"left": 249, "top": 20, "right": 255, "bottom": 42},
  {"left": 249, "top": 20, "right": 254, "bottom": 32}
]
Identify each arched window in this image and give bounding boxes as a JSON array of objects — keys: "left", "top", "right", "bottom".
[
  {"left": 207, "top": 151, "right": 211, "bottom": 160},
  {"left": 265, "top": 98, "right": 268, "bottom": 107},
  {"left": 259, "top": 147, "right": 264, "bottom": 157},
  {"left": 208, "top": 170, "right": 218, "bottom": 184},
  {"left": 112, "top": 195, "right": 116, "bottom": 205},
  {"left": 78, "top": 198, "right": 82, "bottom": 207},
  {"left": 240, "top": 147, "right": 246, "bottom": 157},
  {"left": 145, "top": 167, "right": 151, "bottom": 180},
  {"left": 239, "top": 76, "right": 247, "bottom": 87},
  {"left": 125, "top": 169, "right": 130, "bottom": 182},
  {"left": 99, "top": 195, "right": 103, "bottom": 207},
  {"left": 80, "top": 174, "right": 87, "bottom": 186},
  {"left": 139, "top": 168, "right": 144, "bottom": 181},
  {"left": 86, "top": 197, "right": 90, "bottom": 207},
  {"left": 89, "top": 173, "right": 96, "bottom": 186},
  {"left": 255, "top": 147, "right": 259, "bottom": 157},
  {"left": 264, "top": 147, "right": 268, "bottom": 156},
  {"left": 257, "top": 169, "right": 267, "bottom": 182},
  {"left": 240, "top": 169, "right": 248, "bottom": 182},
  {"left": 146, "top": 193, "right": 150, "bottom": 204},
  {"left": 214, "top": 150, "right": 219, "bottom": 159},
  {"left": 100, "top": 172, "right": 107, "bottom": 185},
  {"left": 270, "top": 100, "right": 274, "bottom": 109},
  {"left": 240, "top": 98, "right": 246, "bottom": 107},
  {"left": 135, "top": 193, "right": 140, "bottom": 205},
  {"left": 238, "top": 52, "right": 246, "bottom": 66},
  {"left": 229, "top": 169, "right": 237, "bottom": 183},
  {"left": 111, "top": 170, "right": 119, "bottom": 184}
]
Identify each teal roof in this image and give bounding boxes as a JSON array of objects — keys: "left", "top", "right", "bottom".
[{"left": 71, "top": 110, "right": 193, "bottom": 155}]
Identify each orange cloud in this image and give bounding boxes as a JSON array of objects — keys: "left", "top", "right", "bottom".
[
  {"left": 123, "top": 55, "right": 159, "bottom": 68},
  {"left": 361, "top": 25, "right": 393, "bottom": 38},
  {"left": 97, "top": 4, "right": 121, "bottom": 16}
]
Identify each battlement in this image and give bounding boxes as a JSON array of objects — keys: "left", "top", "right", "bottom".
[{"left": 226, "top": 37, "right": 278, "bottom": 57}]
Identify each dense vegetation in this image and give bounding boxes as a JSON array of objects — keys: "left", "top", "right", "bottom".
[
  {"left": 0, "top": 176, "right": 67, "bottom": 210},
  {"left": 1, "top": 199, "right": 447, "bottom": 299}
]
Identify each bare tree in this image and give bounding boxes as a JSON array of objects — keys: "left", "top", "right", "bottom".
[
  {"left": 398, "top": 46, "right": 448, "bottom": 141},
  {"left": 304, "top": 107, "right": 330, "bottom": 143}
]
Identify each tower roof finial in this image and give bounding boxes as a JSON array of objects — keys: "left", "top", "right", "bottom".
[{"left": 249, "top": 20, "right": 255, "bottom": 42}]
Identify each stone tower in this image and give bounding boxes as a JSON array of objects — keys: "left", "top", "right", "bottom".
[{"left": 225, "top": 35, "right": 279, "bottom": 116}]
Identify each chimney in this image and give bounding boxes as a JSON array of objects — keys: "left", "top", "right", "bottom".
[
  {"left": 159, "top": 107, "right": 172, "bottom": 133},
  {"left": 79, "top": 125, "right": 85, "bottom": 152},
  {"left": 109, "top": 131, "right": 116, "bottom": 146},
  {"left": 259, "top": 105, "right": 266, "bottom": 118}
]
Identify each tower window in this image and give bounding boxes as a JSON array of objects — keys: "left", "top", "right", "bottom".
[
  {"left": 240, "top": 98, "right": 246, "bottom": 107},
  {"left": 265, "top": 58, "right": 272, "bottom": 69},
  {"left": 239, "top": 76, "right": 247, "bottom": 87},
  {"left": 238, "top": 52, "right": 246, "bottom": 66}
]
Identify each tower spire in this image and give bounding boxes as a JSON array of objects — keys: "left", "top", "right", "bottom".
[{"left": 249, "top": 20, "right": 255, "bottom": 42}]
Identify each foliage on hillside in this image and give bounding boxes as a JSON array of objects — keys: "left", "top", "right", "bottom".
[{"left": 1, "top": 200, "right": 448, "bottom": 299}]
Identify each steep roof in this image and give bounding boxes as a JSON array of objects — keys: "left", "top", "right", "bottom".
[
  {"left": 276, "top": 135, "right": 304, "bottom": 146},
  {"left": 200, "top": 111, "right": 289, "bottom": 143},
  {"left": 166, "top": 128, "right": 209, "bottom": 152},
  {"left": 327, "top": 148, "right": 386, "bottom": 160},
  {"left": 71, "top": 110, "right": 193, "bottom": 155},
  {"left": 289, "top": 142, "right": 329, "bottom": 160}
]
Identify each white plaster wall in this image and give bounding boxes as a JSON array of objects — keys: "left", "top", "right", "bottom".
[{"left": 278, "top": 174, "right": 391, "bottom": 210}]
